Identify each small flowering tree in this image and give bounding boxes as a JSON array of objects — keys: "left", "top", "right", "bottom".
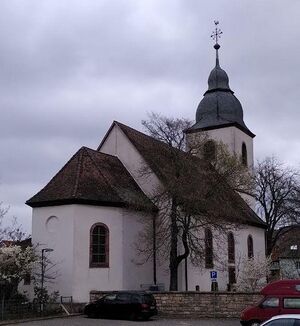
[
  {"left": 0, "top": 245, "right": 38, "bottom": 298},
  {"left": 236, "top": 255, "right": 272, "bottom": 292}
]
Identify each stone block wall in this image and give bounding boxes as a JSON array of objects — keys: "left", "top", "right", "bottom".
[{"left": 90, "top": 291, "right": 263, "bottom": 318}]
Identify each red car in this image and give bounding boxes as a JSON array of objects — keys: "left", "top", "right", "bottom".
[{"left": 241, "top": 280, "right": 300, "bottom": 326}]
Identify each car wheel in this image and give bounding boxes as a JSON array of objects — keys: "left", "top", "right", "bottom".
[
  {"left": 249, "top": 320, "right": 261, "bottom": 326},
  {"left": 86, "top": 310, "right": 98, "bottom": 319}
]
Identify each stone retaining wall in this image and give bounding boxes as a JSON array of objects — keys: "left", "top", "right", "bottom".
[{"left": 90, "top": 291, "right": 263, "bottom": 318}]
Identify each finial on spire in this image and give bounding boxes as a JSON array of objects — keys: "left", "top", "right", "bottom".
[{"left": 211, "top": 20, "right": 222, "bottom": 66}]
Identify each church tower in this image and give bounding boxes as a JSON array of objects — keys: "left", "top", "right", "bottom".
[{"left": 185, "top": 22, "right": 255, "bottom": 168}]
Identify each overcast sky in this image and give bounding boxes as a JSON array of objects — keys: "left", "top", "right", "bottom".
[{"left": 0, "top": 0, "right": 299, "bottom": 234}]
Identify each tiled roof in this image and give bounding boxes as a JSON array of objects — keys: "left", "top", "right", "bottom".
[
  {"left": 26, "top": 147, "right": 155, "bottom": 211},
  {"left": 113, "top": 121, "right": 265, "bottom": 228},
  {"left": 274, "top": 226, "right": 300, "bottom": 259}
]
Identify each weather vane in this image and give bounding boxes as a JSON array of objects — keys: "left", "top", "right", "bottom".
[{"left": 211, "top": 20, "right": 222, "bottom": 48}]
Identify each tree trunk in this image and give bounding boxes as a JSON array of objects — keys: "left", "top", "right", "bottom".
[
  {"left": 266, "top": 231, "right": 273, "bottom": 256},
  {"left": 169, "top": 199, "right": 179, "bottom": 291}
]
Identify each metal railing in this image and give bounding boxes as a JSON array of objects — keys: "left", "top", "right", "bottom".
[{"left": 0, "top": 299, "right": 62, "bottom": 321}]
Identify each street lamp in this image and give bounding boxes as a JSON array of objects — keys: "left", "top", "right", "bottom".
[{"left": 41, "top": 248, "right": 53, "bottom": 312}]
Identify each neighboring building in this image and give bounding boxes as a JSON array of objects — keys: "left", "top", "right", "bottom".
[
  {"left": 26, "top": 37, "right": 266, "bottom": 302},
  {"left": 271, "top": 226, "right": 300, "bottom": 280}
]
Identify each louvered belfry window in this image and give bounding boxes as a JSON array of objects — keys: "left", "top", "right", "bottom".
[{"left": 90, "top": 223, "right": 109, "bottom": 267}]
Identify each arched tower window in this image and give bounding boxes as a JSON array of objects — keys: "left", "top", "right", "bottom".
[
  {"left": 203, "top": 140, "right": 216, "bottom": 161},
  {"left": 228, "top": 232, "right": 235, "bottom": 264},
  {"left": 205, "top": 228, "right": 213, "bottom": 268},
  {"left": 247, "top": 235, "right": 254, "bottom": 259},
  {"left": 90, "top": 223, "right": 109, "bottom": 268},
  {"left": 242, "top": 142, "right": 248, "bottom": 167}
]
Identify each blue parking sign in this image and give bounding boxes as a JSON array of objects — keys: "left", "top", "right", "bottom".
[{"left": 210, "top": 271, "right": 217, "bottom": 279}]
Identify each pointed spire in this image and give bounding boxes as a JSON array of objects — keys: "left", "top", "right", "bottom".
[{"left": 211, "top": 20, "right": 222, "bottom": 67}]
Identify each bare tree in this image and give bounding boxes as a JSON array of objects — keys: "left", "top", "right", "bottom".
[
  {"left": 142, "top": 112, "right": 193, "bottom": 150},
  {"left": 139, "top": 113, "right": 249, "bottom": 290},
  {"left": 251, "top": 157, "right": 300, "bottom": 255},
  {"left": 0, "top": 203, "right": 27, "bottom": 242}
]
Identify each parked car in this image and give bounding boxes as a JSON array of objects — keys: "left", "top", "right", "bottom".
[
  {"left": 240, "top": 280, "right": 300, "bottom": 326},
  {"left": 260, "top": 314, "right": 300, "bottom": 325},
  {"left": 84, "top": 291, "right": 158, "bottom": 320}
]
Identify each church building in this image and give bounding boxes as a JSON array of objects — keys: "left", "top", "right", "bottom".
[{"left": 26, "top": 27, "right": 266, "bottom": 303}]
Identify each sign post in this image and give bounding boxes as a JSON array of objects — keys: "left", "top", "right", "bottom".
[{"left": 210, "top": 270, "right": 217, "bottom": 282}]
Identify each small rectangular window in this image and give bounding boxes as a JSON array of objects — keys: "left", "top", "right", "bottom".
[
  {"left": 295, "top": 262, "right": 300, "bottom": 270},
  {"left": 261, "top": 297, "right": 279, "bottom": 308},
  {"left": 117, "top": 293, "right": 131, "bottom": 302},
  {"left": 284, "top": 298, "right": 300, "bottom": 309}
]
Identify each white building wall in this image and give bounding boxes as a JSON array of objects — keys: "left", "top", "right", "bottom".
[
  {"left": 99, "top": 124, "right": 162, "bottom": 198},
  {"left": 31, "top": 205, "right": 75, "bottom": 298},
  {"left": 185, "top": 225, "right": 265, "bottom": 291},
  {"left": 72, "top": 205, "right": 126, "bottom": 302},
  {"left": 32, "top": 203, "right": 165, "bottom": 303},
  {"left": 187, "top": 126, "right": 254, "bottom": 168},
  {"left": 121, "top": 209, "right": 169, "bottom": 290}
]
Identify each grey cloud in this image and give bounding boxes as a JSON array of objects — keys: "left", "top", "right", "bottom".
[{"left": 0, "top": 0, "right": 300, "bottom": 233}]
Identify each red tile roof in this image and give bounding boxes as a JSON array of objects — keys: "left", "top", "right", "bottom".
[
  {"left": 26, "top": 146, "right": 155, "bottom": 211},
  {"left": 113, "top": 121, "right": 266, "bottom": 228}
]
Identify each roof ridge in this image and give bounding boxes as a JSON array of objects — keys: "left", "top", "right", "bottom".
[
  {"left": 83, "top": 146, "right": 119, "bottom": 160},
  {"left": 72, "top": 148, "right": 85, "bottom": 197},
  {"left": 114, "top": 121, "right": 187, "bottom": 157},
  {"left": 84, "top": 147, "right": 124, "bottom": 203},
  {"left": 26, "top": 147, "right": 86, "bottom": 204}
]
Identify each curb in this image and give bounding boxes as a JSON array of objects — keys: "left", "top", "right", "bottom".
[{"left": 0, "top": 313, "right": 82, "bottom": 325}]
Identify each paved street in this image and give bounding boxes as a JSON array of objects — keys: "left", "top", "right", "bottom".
[{"left": 15, "top": 315, "right": 241, "bottom": 325}]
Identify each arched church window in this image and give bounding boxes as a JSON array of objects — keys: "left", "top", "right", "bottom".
[
  {"left": 242, "top": 142, "right": 247, "bottom": 167},
  {"left": 247, "top": 235, "right": 254, "bottom": 259},
  {"left": 90, "top": 223, "right": 109, "bottom": 268},
  {"left": 205, "top": 228, "right": 213, "bottom": 268},
  {"left": 228, "top": 232, "right": 235, "bottom": 264},
  {"left": 203, "top": 140, "right": 216, "bottom": 161}
]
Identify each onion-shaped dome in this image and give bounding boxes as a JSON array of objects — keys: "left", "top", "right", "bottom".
[
  {"left": 187, "top": 45, "right": 254, "bottom": 138},
  {"left": 206, "top": 62, "right": 232, "bottom": 93}
]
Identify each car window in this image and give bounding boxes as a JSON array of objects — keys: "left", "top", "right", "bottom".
[
  {"left": 142, "top": 294, "right": 155, "bottom": 304},
  {"left": 264, "top": 319, "right": 296, "bottom": 326},
  {"left": 261, "top": 297, "right": 279, "bottom": 308},
  {"left": 116, "top": 293, "right": 131, "bottom": 302},
  {"left": 131, "top": 294, "right": 142, "bottom": 304},
  {"left": 284, "top": 298, "right": 300, "bottom": 309},
  {"left": 103, "top": 294, "right": 117, "bottom": 302}
]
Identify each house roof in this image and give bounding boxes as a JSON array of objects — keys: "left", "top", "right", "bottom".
[
  {"left": 26, "top": 147, "right": 155, "bottom": 211},
  {"left": 106, "top": 121, "right": 265, "bottom": 229},
  {"left": 273, "top": 225, "right": 300, "bottom": 259}
]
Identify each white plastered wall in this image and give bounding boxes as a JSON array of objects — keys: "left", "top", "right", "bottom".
[
  {"left": 99, "top": 124, "right": 162, "bottom": 198},
  {"left": 187, "top": 126, "right": 254, "bottom": 168},
  {"left": 31, "top": 205, "right": 75, "bottom": 299},
  {"left": 99, "top": 124, "right": 177, "bottom": 290},
  {"left": 32, "top": 204, "right": 161, "bottom": 303},
  {"left": 185, "top": 225, "right": 265, "bottom": 291}
]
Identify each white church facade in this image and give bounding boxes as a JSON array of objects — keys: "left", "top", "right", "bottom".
[{"left": 27, "top": 39, "right": 266, "bottom": 303}]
